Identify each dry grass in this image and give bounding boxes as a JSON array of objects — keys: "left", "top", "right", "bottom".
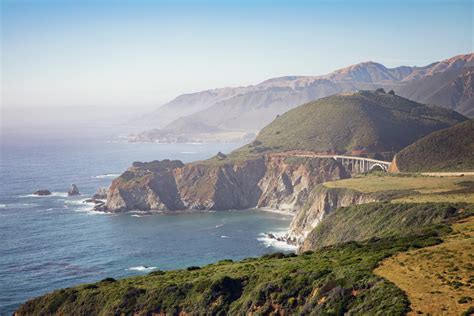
[
  {"left": 393, "top": 193, "right": 474, "bottom": 204},
  {"left": 324, "top": 174, "right": 474, "bottom": 204},
  {"left": 323, "top": 175, "right": 474, "bottom": 194},
  {"left": 374, "top": 216, "right": 474, "bottom": 315}
]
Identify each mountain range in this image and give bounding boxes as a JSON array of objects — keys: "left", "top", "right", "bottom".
[{"left": 132, "top": 53, "right": 473, "bottom": 142}]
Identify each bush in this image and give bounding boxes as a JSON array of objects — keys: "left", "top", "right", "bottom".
[{"left": 458, "top": 296, "right": 473, "bottom": 304}]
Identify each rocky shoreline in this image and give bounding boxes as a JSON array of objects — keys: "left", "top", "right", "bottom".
[{"left": 91, "top": 155, "right": 382, "bottom": 248}]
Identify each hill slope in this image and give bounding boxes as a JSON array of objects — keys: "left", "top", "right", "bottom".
[
  {"left": 397, "top": 66, "right": 474, "bottom": 117},
  {"left": 394, "top": 119, "right": 474, "bottom": 172},
  {"left": 236, "top": 90, "right": 466, "bottom": 157},
  {"left": 15, "top": 203, "right": 472, "bottom": 315},
  {"left": 133, "top": 53, "right": 473, "bottom": 142}
]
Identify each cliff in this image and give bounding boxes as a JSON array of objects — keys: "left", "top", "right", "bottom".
[
  {"left": 286, "top": 185, "right": 378, "bottom": 244},
  {"left": 104, "top": 156, "right": 349, "bottom": 213},
  {"left": 299, "top": 202, "right": 467, "bottom": 252}
]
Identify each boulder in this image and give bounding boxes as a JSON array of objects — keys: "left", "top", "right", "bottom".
[
  {"left": 33, "top": 189, "right": 51, "bottom": 196},
  {"left": 68, "top": 184, "right": 80, "bottom": 196},
  {"left": 92, "top": 187, "right": 108, "bottom": 199}
]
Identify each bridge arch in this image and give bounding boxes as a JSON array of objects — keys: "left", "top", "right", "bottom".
[{"left": 369, "top": 163, "right": 388, "bottom": 172}]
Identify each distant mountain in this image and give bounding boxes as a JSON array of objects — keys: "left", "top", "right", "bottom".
[
  {"left": 233, "top": 90, "right": 466, "bottom": 159},
  {"left": 396, "top": 66, "right": 474, "bottom": 117},
  {"left": 134, "top": 53, "right": 473, "bottom": 142},
  {"left": 393, "top": 119, "right": 474, "bottom": 172}
]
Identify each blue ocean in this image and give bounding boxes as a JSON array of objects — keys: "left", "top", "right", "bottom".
[{"left": 0, "top": 132, "right": 293, "bottom": 314}]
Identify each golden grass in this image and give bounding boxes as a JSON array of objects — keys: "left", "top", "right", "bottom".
[
  {"left": 374, "top": 216, "right": 474, "bottom": 315},
  {"left": 323, "top": 174, "right": 474, "bottom": 194},
  {"left": 393, "top": 193, "right": 474, "bottom": 204}
]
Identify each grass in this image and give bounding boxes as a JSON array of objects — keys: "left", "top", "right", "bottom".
[
  {"left": 17, "top": 203, "right": 474, "bottom": 315},
  {"left": 17, "top": 231, "right": 448, "bottom": 315},
  {"left": 323, "top": 174, "right": 474, "bottom": 194},
  {"left": 395, "top": 119, "right": 474, "bottom": 172},
  {"left": 301, "top": 202, "right": 473, "bottom": 251},
  {"left": 323, "top": 174, "right": 474, "bottom": 204},
  {"left": 244, "top": 91, "right": 464, "bottom": 156},
  {"left": 374, "top": 215, "right": 474, "bottom": 315}
]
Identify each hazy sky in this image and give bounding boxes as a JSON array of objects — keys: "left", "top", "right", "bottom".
[{"left": 1, "top": 0, "right": 473, "bottom": 109}]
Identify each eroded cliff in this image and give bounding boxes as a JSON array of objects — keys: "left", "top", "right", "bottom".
[
  {"left": 286, "top": 185, "right": 378, "bottom": 245},
  {"left": 104, "top": 156, "right": 349, "bottom": 213}
]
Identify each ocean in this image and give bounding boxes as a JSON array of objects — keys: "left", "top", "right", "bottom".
[{"left": 0, "top": 133, "right": 294, "bottom": 314}]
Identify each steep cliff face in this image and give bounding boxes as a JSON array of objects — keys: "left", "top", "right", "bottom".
[
  {"left": 105, "top": 156, "right": 349, "bottom": 213},
  {"left": 287, "top": 185, "right": 378, "bottom": 244}
]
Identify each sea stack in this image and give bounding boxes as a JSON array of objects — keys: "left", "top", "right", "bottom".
[
  {"left": 68, "top": 184, "right": 80, "bottom": 196},
  {"left": 33, "top": 189, "right": 51, "bottom": 196}
]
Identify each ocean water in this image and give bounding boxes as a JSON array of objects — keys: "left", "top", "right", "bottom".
[{"left": 0, "top": 134, "right": 294, "bottom": 314}]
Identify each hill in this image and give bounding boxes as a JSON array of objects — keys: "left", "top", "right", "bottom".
[
  {"left": 397, "top": 66, "right": 474, "bottom": 117},
  {"left": 393, "top": 119, "right": 474, "bottom": 172},
  {"left": 15, "top": 203, "right": 473, "bottom": 315},
  {"left": 133, "top": 53, "right": 473, "bottom": 142},
  {"left": 233, "top": 90, "right": 466, "bottom": 158}
]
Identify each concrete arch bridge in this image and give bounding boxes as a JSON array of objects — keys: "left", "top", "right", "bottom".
[{"left": 292, "top": 154, "right": 392, "bottom": 173}]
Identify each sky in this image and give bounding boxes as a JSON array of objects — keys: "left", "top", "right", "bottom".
[{"left": 1, "top": 0, "right": 473, "bottom": 109}]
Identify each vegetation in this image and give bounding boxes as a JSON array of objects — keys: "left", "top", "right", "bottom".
[
  {"left": 231, "top": 91, "right": 465, "bottom": 157},
  {"left": 302, "top": 202, "right": 472, "bottom": 251},
  {"left": 324, "top": 174, "right": 474, "bottom": 204},
  {"left": 395, "top": 119, "right": 474, "bottom": 172},
  {"left": 17, "top": 201, "right": 473, "bottom": 315},
  {"left": 17, "top": 235, "right": 441, "bottom": 315},
  {"left": 375, "top": 215, "right": 474, "bottom": 315}
]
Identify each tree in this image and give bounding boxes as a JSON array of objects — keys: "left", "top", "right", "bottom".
[
  {"left": 388, "top": 90, "right": 395, "bottom": 95},
  {"left": 375, "top": 88, "right": 386, "bottom": 94}
]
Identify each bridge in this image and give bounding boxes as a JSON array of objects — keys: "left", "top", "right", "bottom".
[{"left": 287, "top": 154, "right": 392, "bottom": 173}]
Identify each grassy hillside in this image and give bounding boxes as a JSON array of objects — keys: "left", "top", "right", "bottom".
[
  {"left": 16, "top": 229, "right": 441, "bottom": 315},
  {"left": 375, "top": 214, "right": 474, "bottom": 315},
  {"left": 323, "top": 173, "right": 474, "bottom": 204},
  {"left": 394, "top": 120, "right": 474, "bottom": 172},
  {"left": 301, "top": 202, "right": 471, "bottom": 251},
  {"left": 16, "top": 203, "right": 472, "bottom": 315},
  {"left": 232, "top": 90, "right": 465, "bottom": 158}
]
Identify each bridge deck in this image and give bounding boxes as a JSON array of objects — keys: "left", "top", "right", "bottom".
[{"left": 291, "top": 154, "right": 391, "bottom": 166}]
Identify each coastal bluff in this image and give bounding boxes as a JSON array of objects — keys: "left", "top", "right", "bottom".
[{"left": 104, "top": 156, "right": 349, "bottom": 213}]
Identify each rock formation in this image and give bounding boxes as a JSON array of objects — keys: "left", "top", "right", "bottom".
[
  {"left": 102, "top": 157, "right": 349, "bottom": 213},
  {"left": 286, "top": 185, "right": 378, "bottom": 244},
  {"left": 68, "top": 184, "right": 80, "bottom": 196},
  {"left": 92, "top": 187, "right": 107, "bottom": 199},
  {"left": 33, "top": 189, "right": 51, "bottom": 196}
]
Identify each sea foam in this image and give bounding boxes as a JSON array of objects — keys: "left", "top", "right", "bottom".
[
  {"left": 92, "top": 173, "right": 120, "bottom": 179},
  {"left": 127, "top": 266, "right": 157, "bottom": 272},
  {"left": 257, "top": 232, "right": 297, "bottom": 251}
]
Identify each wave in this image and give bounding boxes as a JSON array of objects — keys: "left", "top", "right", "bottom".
[
  {"left": 65, "top": 199, "right": 92, "bottom": 206},
  {"left": 220, "top": 235, "right": 230, "bottom": 239},
  {"left": 127, "top": 265, "right": 157, "bottom": 272},
  {"left": 92, "top": 173, "right": 120, "bottom": 179},
  {"left": 215, "top": 223, "right": 225, "bottom": 228},
  {"left": 180, "top": 151, "right": 198, "bottom": 154},
  {"left": 19, "top": 192, "right": 68, "bottom": 198},
  {"left": 0, "top": 204, "right": 6, "bottom": 208},
  {"left": 257, "top": 232, "right": 297, "bottom": 251}
]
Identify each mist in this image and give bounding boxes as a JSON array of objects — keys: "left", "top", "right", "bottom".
[{"left": 1, "top": 104, "right": 156, "bottom": 143}]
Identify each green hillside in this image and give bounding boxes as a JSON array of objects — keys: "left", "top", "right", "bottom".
[
  {"left": 395, "top": 119, "right": 474, "bottom": 172},
  {"left": 16, "top": 203, "right": 472, "bottom": 315},
  {"left": 301, "top": 202, "right": 470, "bottom": 251},
  {"left": 238, "top": 90, "right": 465, "bottom": 157}
]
